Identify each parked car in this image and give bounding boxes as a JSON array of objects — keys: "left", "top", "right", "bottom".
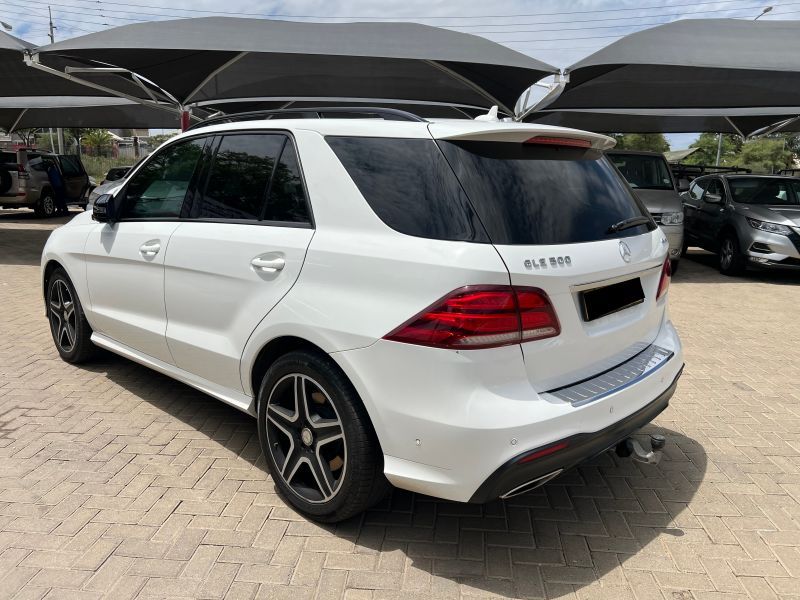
[
  {"left": 607, "top": 150, "right": 685, "bottom": 271},
  {"left": 0, "top": 150, "right": 90, "bottom": 217},
  {"left": 101, "top": 165, "right": 132, "bottom": 185},
  {"left": 682, "top": 174, "right": 800, "bottom": 275},
  {"left": 41, "top": 110, "right": 683, "bottom": 521}
]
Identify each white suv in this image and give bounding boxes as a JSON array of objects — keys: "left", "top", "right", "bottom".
[{"left": 41, "top": 109, "right": 683, "bottom": 522}]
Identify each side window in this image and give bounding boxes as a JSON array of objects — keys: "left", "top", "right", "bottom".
[
  {"left": 688, "top": 179, "right": 708, "bottom": 201},
  {"left": 123, "top": 138, "right": 204, "bottom": 219},
  {"left": 193, "top": 134, "right": 285, "bottom": 221},
  {"left": 263, "top": 138, "right": 311, "bottom": 223}
]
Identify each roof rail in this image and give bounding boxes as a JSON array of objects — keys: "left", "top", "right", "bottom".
[{"left": 187, "top": 106, "right": 427, "bottom": 131}]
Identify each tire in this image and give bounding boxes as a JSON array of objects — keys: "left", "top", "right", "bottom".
[
  {"left": 46, "top": 268, "right": 96, "bottom": 363},
  {"left": 718, "top": 233, "right": 745, "bottom": 276},
  {"left": 670, "top": 259, "right": 679, "bottom": 275},
  {"left": 34, "top": 192, "right": 56, "bottom": 218},
  {"left": 257, "top": 350, "right": 388, "bottom": 522},
  {"left": 680, "top": 239, "right": 689, "bottom": 257},
  {"left": 0, "top": 168, "right": 12, "bottom": 195}
]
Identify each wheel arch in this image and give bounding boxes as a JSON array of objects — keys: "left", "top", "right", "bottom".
[{"left": 42, "top": 259, "right": 66, "bottom": 312}]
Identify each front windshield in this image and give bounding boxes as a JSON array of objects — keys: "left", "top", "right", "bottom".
[
  {"left": 729, "top": 177, "right": 800, "bottom": 205},
  {"left": 609, "top": 153, "right": 674, "bottom": 191}
]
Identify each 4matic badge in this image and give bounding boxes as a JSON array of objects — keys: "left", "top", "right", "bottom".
[{"left": 524, "top": 256, "right": 572, "bottom": 270}]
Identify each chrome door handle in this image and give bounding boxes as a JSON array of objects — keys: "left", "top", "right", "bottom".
[
  {"left": 139, "top": 241, "right": 161, "bottom": 256},
  {"left": 251, "top": 257, "right": 285, "bottom": 272}
]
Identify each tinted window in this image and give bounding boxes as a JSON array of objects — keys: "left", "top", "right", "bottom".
[
  {"left": 438, "top": 141, "right": 651, "bottom": 245},
  {"left": 194, "top": 134, "right": 284, "bottom": 220},
  {"left": 728, "top": 177, "right": 800, "bottom": 205},
  {"left": 0, "top": 152, "right": 15, "bottom": 165},
  {"left": 123, "top": 138, "right": 204, "bottom": 219},
  {"left": 326, "top": 137, "right": 489, "bottom": 242},
  {"left": 263, "top": 138, "right": 310, "bottom": 223},
  {"left": 608, "top": 153, "right": 673, "bottom": 190},
  {"left": 58, "top": 156, "right": 83, "bottom": 177}
]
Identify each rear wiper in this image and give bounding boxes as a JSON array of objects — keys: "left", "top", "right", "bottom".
[{"left": 607, "top": 216, "right": 652, "bottom": 234}]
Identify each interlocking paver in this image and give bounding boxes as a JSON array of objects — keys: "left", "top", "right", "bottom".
[{"left": 2, "top": 209, "right": 800, "bottom": 599}]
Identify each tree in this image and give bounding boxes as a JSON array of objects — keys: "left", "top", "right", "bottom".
[
  {"left": 685, "top": 133, "right": 743, "bottom": 166},
  {"left": 610, "top": 133, "right": 670, "bottom": 153},
  {"left": 148, "top": 132, "right": 178, "bottom": 147},
  {"left": 737, "top": 138, "right": 793, "bottom": 173},
  {"left": 82, "top": 129, "right": 113, "bottom": 156}
]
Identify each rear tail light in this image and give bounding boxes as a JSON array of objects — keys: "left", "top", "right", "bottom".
[
  {"left": 656, "top": 258, "right": 671, "bottom": 300},
  {"left": 524, "top": 136, "right": 592, "bottom": 149},
  {"left": 15, "top": 164, "right": 29, "bottom": 179},
  {"left": 384, "top": 285, "right": 560, "bottom": 350}
]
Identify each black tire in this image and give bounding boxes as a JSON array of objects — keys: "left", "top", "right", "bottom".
[
  {"left": 718, "top": 233, "right": 745, "bottom": 276},
  {"left": 0, "top": 168, "right": 12, "bottom": 195},
  {"left": 670, "top": 259, "right": 679, "bottom": 275},
  {"left": 680, "top": 239, "right": 689, "bottom": 257},
  {"left": 34, "top": 191, "right": 56, "bottom": 218},
  {"left": 46, "top": 268, "right": 96, "bottom": 363},
  {"left": 257, "top": 350, "right": 388, "bottom": 522}
]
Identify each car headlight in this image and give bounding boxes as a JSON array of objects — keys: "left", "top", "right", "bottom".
[
  {"left": 660, "top": 212, "right": 684, "bottom": 225},
  {"left": 746, "top": 218, "right": 793, "bottom": 236}
]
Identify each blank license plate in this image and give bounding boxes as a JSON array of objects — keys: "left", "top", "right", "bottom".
[{"left": 580, "top": 277, "right": 645, "bottom": 321}]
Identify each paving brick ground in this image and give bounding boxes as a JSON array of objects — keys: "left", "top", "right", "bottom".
[{"left": 1, "top": 208, "right": 800, "bottom": 600}]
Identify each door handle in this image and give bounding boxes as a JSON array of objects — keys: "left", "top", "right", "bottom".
[
  {"left": 251, "top": 256, "right": 285, "bottom": 273},
  {"left": 139, "top": 241, "right": 161, "bottom": 256}
]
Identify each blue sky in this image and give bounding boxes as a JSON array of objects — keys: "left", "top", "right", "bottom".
[{"left": 3, "top": 0, "right": 796, "bottom": 146}]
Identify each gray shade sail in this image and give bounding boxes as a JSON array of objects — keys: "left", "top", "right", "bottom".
[
  {"left": 0, "top": 31, "right": 102, "bottom": 97},
  {"left": 34, "top": 17, "right": 557, "bottom": 114},
  {"left": 0, "top": 98, "right": 189, "bottom": 131},
  {"left": 544, "top": 19, "right": 800, "bottom": 111},
  {"left": 527, "top": 109, "right": 800, "bottom": 138}
]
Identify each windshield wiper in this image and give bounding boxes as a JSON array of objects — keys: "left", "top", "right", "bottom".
[{"left": 606, "top": 216, "right": 652, "bottom": 234}]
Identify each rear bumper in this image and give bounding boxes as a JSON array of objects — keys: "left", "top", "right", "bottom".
[{"left": 469, "top": 366, "right": 681, "bottom": 502}]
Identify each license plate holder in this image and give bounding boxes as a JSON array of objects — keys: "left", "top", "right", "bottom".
[{"left": 580, "top": 277, "right": 645, "bottom": 322}]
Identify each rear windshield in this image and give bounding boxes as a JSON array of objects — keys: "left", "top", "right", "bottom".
[
  {"left": 728, "top": 177, "right": 800, "bottom": 205},
  {"left": 327, "top": 137, "right": 649, "bottom": 245},
  {"left": 607, "top": 152, "right": 674, "bottom": 191},
  {"left": 439, "top": 141, "right": 651, "bottom": 245}
]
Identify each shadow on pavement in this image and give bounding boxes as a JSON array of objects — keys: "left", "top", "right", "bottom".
[
  {"left": 679, "top": 248, "right": 800, "bottom": 286},
  {"left": 85, "top": 351, "right": 705, "bottom": 599},
  {"left": 0, "top": 208, "right": 83, "bottom": 267}
]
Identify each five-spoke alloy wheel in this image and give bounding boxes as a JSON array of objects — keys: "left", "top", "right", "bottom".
[
  {"left": 257, "top": 350, "right": 388, "bottom": 522},
  {"left": 46, "top": 268, "right": 96, "bottom": 363}
]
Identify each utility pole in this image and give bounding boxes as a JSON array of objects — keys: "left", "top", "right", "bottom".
[
  {"left": 48, "top": 6, "right": 65, "bottom": 154},
  {"left": 715, "top": 133, "right": 723, "bottom": 166}
]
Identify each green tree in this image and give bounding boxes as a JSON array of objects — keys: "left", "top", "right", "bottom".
[
  {"left": 736, "top": 138, "right": 793, "bottom": 173},
  {"left": 148, "top": 132, "right": 178, "bottom": 147},
  {"left": 685, "top": 133, "right": 743, "bottom": 166},
  {"left": 611, "top": 133, "right": 670, "bottom": 153},
  {"left": 82, "top": 129, "right": 113, "bottom": 156}
]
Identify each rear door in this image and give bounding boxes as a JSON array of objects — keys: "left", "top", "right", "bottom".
[
  {"left": 432, "top": 127, "right": 667, "bottom": 391},
  {"left": 163, "top": 132, "right": 314, "bottom": 393},
  {"left": 57, "top": 155, "right": 88, "bottom": 201}
]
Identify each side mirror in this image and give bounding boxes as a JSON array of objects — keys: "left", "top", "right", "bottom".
[
  {"left": 704, "top": 193, "right": 723, "bottom": 204},
  {"left": 92, "top": 194, "right": 117, "bottom": 224}
]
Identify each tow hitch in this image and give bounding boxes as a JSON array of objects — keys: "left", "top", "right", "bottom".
[{"left": 616, "top": 434, "right": 666, "bottom": 465}]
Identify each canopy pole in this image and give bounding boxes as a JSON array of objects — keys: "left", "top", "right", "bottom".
[
  {"left": 24, "top": 53, "right": 187, "bottom": 119},
  {"left": 754, "top": 115, "right": 800, "bottom": 138},
  {"left": 423, "top": 60, "right": 514, "bottom": 118},
  {"left": 182, "top": 51, "right": 249, "bottom": 105},
  {"left": 180, "top": 108, "right": 191, "bottom": 132},
  {"left": 724, "top": 116, "right": 744, "bottom": 138},
  {"left": 8, "top": 108, "right": 27, "bottom": 133}
]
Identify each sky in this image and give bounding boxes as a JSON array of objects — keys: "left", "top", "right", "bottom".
[{"left": 3, "top": 0, "right": 797, "bottom": 147}]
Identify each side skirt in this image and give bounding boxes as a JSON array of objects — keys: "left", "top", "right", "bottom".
[{"left": 91, "top": 332, "right": 256, "bottom": 416}]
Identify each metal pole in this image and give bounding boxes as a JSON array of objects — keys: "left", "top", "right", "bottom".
[
  {"left": 48, "top": 7, "right": 66, "bottom": 155},
  {"left": 715, "top": 133, "right": 723, "bottom": 166},
  {"left": 48, "top": 127, "right": 55, "bottom": 153},
  {"left": 56, "top": 128, "right": 64, "bottom": 154}
]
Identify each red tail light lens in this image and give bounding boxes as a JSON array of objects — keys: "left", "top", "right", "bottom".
[
  {"left": 517, "top": 441, "right": 569, "bottom": 464},
  {"left": 656, "top": 258, "right": 671, "bottom": 300},
  {"left": 15, "top": 164, "right": 29, "bottom": 179},
  {"left": 384, "top": 285, "right": 560, "bottom": 350},
  {"left": 524, "top": 136, "right": 592, "bottom": 148}
]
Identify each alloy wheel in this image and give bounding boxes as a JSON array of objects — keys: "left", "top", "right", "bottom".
[
  {"left": 265, "top": 374, "right": 347, "bottom": 503},
  {"left": 720, "top": 238, "right": 734, "bottom": 269},
  {"left": 41, "top": 195, "right": 55, "bottom": 217},
  {"left": 49, "top": 279, "right": 76, "bottom": 352}
]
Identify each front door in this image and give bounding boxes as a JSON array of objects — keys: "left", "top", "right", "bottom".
[
  {"left": 84, "top": 136, "right": 206, "bottom": 363},
  {"left": 164, "top": 133, "right": 314, "bottom": 393},
  {"left": 695, "top": 178, "right": 727, "bottom": 246}
]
